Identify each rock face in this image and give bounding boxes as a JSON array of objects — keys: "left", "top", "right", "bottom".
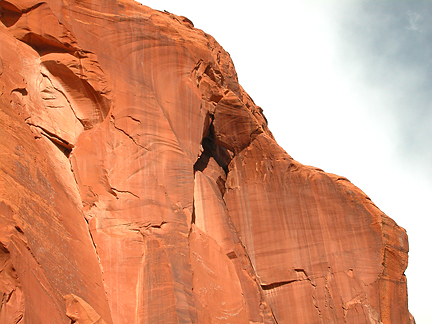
[{"left": 0, "top": 0, "right": 413, "bottom": 323}]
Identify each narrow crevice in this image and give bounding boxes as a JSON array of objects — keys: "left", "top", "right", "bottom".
[
  {"left": 15, "top": 313, "right": 24, "bottom": 323},
  {"left": 111, "top": 116, "right": 148, "bottom": 150},
  {"left": 85, "top": 211, "right": 107, "bottom": 301},
  {"left": 111, "top": 187, "right": 140, "bottom": 199},
  {"left": 261, "top": 280, "right": 297, "bottom": 290},
  {"left": 191, "top": 197, "right": 196, "bottom": 225},
  {"left": 126, "top": 115, "right": 141, "bottom": 124},
  {"left": 145, "top": 221, "right": 167, "bottom": 229},
  {"left": 49, "top": 138, "right": 73, "bottom": 158},
  {"left": 87, "top": 227, "right": 98, "bottom": 256},
  {"left": 216, "top": 176, "right": 226, "bottom": 197},
  {"left": 14, "top": 225, "right": 24, "bottom": 234},
  {"left": 28, "top": 123, "right": 73, "bottom": 157}
]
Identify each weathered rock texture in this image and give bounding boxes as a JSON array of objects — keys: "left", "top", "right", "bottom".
[{"left": 0, "top": 0, "right": 413, "bottom": 323}]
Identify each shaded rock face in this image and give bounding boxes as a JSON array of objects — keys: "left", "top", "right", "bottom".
[{"left": 0, "top": 0, "right": 413, "bottom": 323}]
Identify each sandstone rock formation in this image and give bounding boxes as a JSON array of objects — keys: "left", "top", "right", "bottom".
[{"left": 0, "top": 0, "right": 413, "bottom": 323}]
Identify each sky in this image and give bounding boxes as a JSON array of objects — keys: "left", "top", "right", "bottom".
[{"left": 141, "top": 1, "right": 431, "bottom": 322}]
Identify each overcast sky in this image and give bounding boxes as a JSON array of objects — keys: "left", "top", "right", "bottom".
[{"left": 141, "top": 1, "right": 430, "bottom": 322}]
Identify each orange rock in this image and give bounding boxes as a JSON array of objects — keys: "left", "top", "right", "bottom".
[{"left": 0, "top": 0, "right": 413, "bottom": 323}]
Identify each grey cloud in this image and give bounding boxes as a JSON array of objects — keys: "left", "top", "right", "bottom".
[{"left": 333, "top": 1, "right": 432, "bottom": 181}]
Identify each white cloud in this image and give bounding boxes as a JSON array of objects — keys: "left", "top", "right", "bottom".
[{"left": 406, "top": 10, "right": 421, "bottom": 31}]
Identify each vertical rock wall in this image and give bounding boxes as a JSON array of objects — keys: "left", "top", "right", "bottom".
[{"left": 0, "top": 0, "right": 413, "bottom": 323}]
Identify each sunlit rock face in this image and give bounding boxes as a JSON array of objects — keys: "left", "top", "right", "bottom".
[{"left": 0, "top": 0, "right": 413, "bottom": 323}]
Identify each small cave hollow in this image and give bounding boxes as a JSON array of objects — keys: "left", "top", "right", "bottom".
[
  {"left": 20, "top": 32, "right": 72, "bottom": 56},
  {"left": 193, "top": 125, "right": 230, "bottom": 176},
  {"left": 0, "top": 1, "right": 22, "bottom": 28}
]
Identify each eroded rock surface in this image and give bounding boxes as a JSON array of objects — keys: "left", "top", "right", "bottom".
[{"left": 0, "top": 0, "right": 413, "bottom": 323}]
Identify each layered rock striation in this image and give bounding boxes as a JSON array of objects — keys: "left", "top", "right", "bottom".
[{"left": 0, "top": 0, "right": 413, "bottom": 323}]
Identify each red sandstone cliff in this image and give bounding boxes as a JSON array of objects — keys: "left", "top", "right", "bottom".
[{"left": 0, "top": 0, "right": 413, "bottom": 323}]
